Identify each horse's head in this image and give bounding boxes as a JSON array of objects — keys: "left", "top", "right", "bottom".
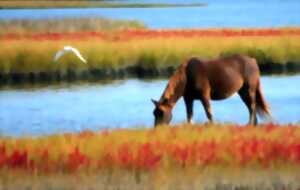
[{"left": 151, "top": 99, "right": 172, "bottom": 127}]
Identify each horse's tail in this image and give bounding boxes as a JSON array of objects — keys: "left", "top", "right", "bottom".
[{"left": 256, "top": 85, "right": 271, "bottom": 118}]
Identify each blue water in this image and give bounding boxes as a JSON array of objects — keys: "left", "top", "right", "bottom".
[
  {"left": 0, "top": 75, "right": 299, "bottom": 137},
  {"left": 0, "top": 0, "right": 300, "bottom": 28}
]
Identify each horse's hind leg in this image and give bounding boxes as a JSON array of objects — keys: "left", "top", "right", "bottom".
[
  {"left": 200, "top": 95, "right": 213, "bottom": 123},
  {"left": 238, "top": 84, "right": 257, "bottom": 125},
  {"left": 184, "top": 96, "right": 194, "bottom": 124}
]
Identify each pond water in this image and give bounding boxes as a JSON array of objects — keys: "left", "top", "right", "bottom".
[
  {"left": 0, "top": 75, "right": 299, "bottom": 137},
  {"left": 0, "top": 0, "right": 300, "bottom": 28}
]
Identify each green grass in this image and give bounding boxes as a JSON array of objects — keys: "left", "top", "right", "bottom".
[
  {"left": 0, "top": 1, "right": 206, "bottom": 9},
  {"left": 0, "top": 18, "right": 146, "bottom": 33}
]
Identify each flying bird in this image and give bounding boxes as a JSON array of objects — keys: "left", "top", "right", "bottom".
[{"left": 54, "top": 46, "right": 87, "bottom": 63}]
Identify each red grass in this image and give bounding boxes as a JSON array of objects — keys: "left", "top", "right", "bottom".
[
  {"left": 2, "top": 28, "right": 300, "bottom": 41},
  {"left": 1, "top": 124, "right": 300, "bottom": 174}
]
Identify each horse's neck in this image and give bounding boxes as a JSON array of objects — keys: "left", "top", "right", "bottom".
[{"left": 160, "top": 63, "right": 187, "bottom": 108}]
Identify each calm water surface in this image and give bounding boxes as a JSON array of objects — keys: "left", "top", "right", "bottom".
[
  {"left": 0, "top": 0, "right": 300, "bottom": 28},
  {"left": 0, "top": 75, "right": 299, "bottom": 137}
]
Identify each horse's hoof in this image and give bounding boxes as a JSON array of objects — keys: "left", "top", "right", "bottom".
[
  {"left": 203, "top": 121, "right": 214, "bottom": 126},
  {"left": 187, "top": 120, "right": 194, "bottom": 125}
]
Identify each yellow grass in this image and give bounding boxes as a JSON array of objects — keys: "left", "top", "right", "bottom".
[
  {"left": 1, "top": 124, "right": 300, "bottom": 190},
  {"left": 1, "top": 35, "right": 300, "bottom": 75}
]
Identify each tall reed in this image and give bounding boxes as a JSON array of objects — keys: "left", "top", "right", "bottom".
[
  {"left": 1, "top": 29, "right": 300, "bottom": 83},
  {"left": 0, "top": 18, "right": 145, "bottom": 34},
  {"left": 0, "top": 124, "right": 300, "bottom": 190}
]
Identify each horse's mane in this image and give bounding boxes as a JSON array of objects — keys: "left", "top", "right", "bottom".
[{"left": 159, "top": 60, "right": 188, "bottom": 107}]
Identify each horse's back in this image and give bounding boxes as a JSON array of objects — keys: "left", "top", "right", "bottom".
[
  {"left": 222, "top": 54, "right": 260, "bottom": 86},
  {"left": 185, "top": 54, "right": 259, "bottom": 100}
]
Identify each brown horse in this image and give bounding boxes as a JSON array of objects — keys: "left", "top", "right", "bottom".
[{"left": 152, "top": 54, "right": 270, "bottom": 126}]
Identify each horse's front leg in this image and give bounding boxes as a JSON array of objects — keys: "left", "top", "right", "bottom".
[
  {"left": 201, "top": 96, "right": 213, "bottom": 123},
  {"left": 184, "top": 96, "right": 194, "bottom": 124}
]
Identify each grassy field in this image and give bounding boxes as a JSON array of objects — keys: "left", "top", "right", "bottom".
[
  {"left": 0, "top": 0, "right": 206, "bottom": 9},
  {"left": 0, "top": 18, "right": 146, "bottom": 33},
  {"left": 1, "top": 28, "right": 300, "bottom": 84},
  {"left": 1, "top": 124, "right": 300, "bottom": 189}
]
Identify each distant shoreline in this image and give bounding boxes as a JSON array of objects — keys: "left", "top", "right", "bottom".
[{"left": 0, "top": 1, "right": 207, "bottom": 9}]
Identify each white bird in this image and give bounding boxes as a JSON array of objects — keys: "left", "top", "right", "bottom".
[{"left": 54, "top": 46, "right": 87, "bottom": 63}]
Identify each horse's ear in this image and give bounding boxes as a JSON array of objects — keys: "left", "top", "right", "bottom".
[{"left": 151, "top": 99, "right": 159, "bottom": 106}]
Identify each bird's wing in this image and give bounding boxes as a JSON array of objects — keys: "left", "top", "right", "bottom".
[
  {"left": 53, "top": 46, "right": 87, "bottom": 63},
  {"left": 54, "top": 49, "right": 67, "bottom": 62},
  {"left": 67, "top": 47, "right": 87, "bottom": 63}
]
